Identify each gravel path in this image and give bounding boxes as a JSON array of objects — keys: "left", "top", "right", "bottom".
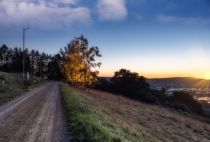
[{"left": 0, "top": 82, "right": 68, "bottom": 142}]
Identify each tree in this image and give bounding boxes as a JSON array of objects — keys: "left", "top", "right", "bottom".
[
  {"left": 111, "top": 69, "right": 150, "bottom": 96},
  {"left": 78, "top": 36, "right": 101, "bottom": 87},
  {"left": 170, "top": 91, "right": 202, "bottom": 114},
  {"left": 12, "top": 47, "right": 22, "bottom": 72},
  {"left": 0, "top": 44, "right": 9, "bottom": 70},
  {"left": 24, "top": 48, "right": 31, "bottom": 73},
  {"left": 48, "top": 54, "right": 63, "bottom": 80},
  {"left": 30, "top": 50, "right": 36, "bottom": 75},
  {"left": 0, "top": 44, "right": 51, "bottom": 78},
  {"left": 61, "top": 35, "right": 101, "bottom": 87}
]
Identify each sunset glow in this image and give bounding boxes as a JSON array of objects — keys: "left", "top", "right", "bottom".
[
  {"left": 99, "top": 71, "right": 210, "bottom": 79},
  {"left": 204, "top": 72, "right": 210, "bottom": 80}
]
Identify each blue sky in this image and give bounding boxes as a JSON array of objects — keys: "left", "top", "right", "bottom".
[{"left": 0, "top": 0, "right": 210, "bottom": 78}]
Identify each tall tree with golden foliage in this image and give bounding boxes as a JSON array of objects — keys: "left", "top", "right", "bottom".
[{"left": 60, "top": 35, "right": 101, "bottom": 87}]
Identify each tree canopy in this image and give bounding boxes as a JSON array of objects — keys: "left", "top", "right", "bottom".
[
  {"left": 61, "top": 35, "right": 101, "bottom": 86},
  {"left": 0, "top": 44, "right": 62, "bottom": 79},
  {"left": 111, "top": 69, "right": 150, "bottom": 96}
]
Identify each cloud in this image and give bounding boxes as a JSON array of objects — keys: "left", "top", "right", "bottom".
[
  {"left": 157, "top": 14, "right": 210, "bottom": 25},
  {"left": 135, "top": 15, "right": 144, "bottom": 21},
  {"left": 60, "top": 0, "right": 79, "bottom": 4},
  {"left": 0, "top": 0, "right": 92, "bottom": 30},
  {"left": 97, "top": 0, "right": 127, "bottom": 21}
]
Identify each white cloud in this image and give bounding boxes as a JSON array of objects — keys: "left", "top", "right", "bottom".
[
  {"left": 60, "top": 0, "right": 79, "bottom": 4},
  {"left": 157, "top": 14, "right": 210, "bottom": 25},
  {"left": 97, "top": 0, "right": 127, "bottom": 21},
  {"left": 0, "top": 0, "right": 92, "bottom": 30}
]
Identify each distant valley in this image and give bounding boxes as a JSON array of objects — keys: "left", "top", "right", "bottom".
[
  {"left": 147, "top": 77, "right": 210, "bottom": 89},
  {"left": 101, "top": 77, "right": 210, "bottom": 89}
]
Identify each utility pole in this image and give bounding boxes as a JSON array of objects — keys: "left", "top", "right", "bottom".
[{"left": 23, "top": 27, "right": 29, "bottom": 80}]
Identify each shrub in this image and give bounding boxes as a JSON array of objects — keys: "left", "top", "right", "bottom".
[{"left": 169, "top": 91, "right": 202, "bottom": 114}]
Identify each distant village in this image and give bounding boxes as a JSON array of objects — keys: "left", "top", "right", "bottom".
[{"left": 153, "top": 85, "right": 210, "bottom": 116}]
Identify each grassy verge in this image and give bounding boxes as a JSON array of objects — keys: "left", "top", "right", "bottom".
[
  {"left": 60, "top": 83, "right": 138, "bottom": 142},
  {"left": 0, "top": 71, "right": 47, "bottom": 105},
  {"left": 75, "top": 89, "right": 210, "bottom": 142}
]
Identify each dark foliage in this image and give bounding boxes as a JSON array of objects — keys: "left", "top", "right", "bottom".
[
  {"left": 111, "top": 69, "right": 150, "bottom": 96},
  {"left": 0, "top": 44, "right": 63, "bottom": 80},
  {"left": 169, "top": 91, "right": 202, "bottom": 114},
  {"left": 95, "top": 69, "right": 160, "bottom": 103},
  {"left": 95, "top": 78, "right": 113, "bottom": 92},
  {"left": 47, "top": 54, "right": 63, "bottom": 80}
]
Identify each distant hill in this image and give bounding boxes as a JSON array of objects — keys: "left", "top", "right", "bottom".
[
  {"left": 99, "top": 76, "right": 210, "bottom": 89},
  {"left": 147, "top": 77, "right": 210, "bottom": 89}
]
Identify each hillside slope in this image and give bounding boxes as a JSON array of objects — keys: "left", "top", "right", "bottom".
[
  {"left": 0, "top": 71, "right": 44, "bottom": 105},
  {"left": 72, "top": 87, "right": 210, "bottom": 142}
]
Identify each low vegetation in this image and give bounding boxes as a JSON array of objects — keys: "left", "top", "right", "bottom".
[
  {"left": 169, "top": 91, "right": 202, "bottom": 114},
  {"left": 60, "top": 83, "right": 138, "bottom": 142},
  {"left": 0, "top": 71, "right": 45, "bottom": 105},
  {"left": 75, "top": 88, "right": 210, "bottom": 142}
]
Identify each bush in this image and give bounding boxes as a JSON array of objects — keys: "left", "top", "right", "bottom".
[
  {"left": 95, "top": 69, "right": 152, "bottom": 100},
  {"left": 169, "top": 91, "right": 202, "bottom": 114}
]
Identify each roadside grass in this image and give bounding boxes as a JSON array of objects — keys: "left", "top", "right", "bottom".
[
  {"left": 60, "top": 83, "right": 139, "bottom": 142},
  {"left": 0, "top": 71, "right": 46, "bottom": 105},
  {"left": 75, "top": 88, "right": 210, "bottom": 142}
]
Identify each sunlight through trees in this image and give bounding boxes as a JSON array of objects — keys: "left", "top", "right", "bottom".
[{"left": 60, "top": 35, "right": 101, "bottom": 87}]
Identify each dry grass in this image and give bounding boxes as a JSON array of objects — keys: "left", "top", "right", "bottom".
[
  {"left": 75, "top": 88, "right": 210, "bottom": 142},
  {"left": 60, "top": 83, "right": 138, "bottom": 142},
  {"left": 0, "top": 71, "right": 46, "bottom": 105}
]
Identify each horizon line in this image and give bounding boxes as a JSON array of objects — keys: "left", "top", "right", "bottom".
[{"left": 98, "top": 75, "right": 209, "bottom": 80}]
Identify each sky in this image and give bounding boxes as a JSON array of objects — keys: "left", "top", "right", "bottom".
[{"left": 0, "top": 0, "right": 210, "bottom": 79}]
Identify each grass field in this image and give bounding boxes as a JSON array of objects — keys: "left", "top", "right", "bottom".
[
  {"left": 61, "top": 83, "right": 210, "bottom": 142},
  {"left": 0, "top": 71, "right": 46, "bottom": 105},
  {"left": 60, "top": 83, "right": 139, "bottom": 142}
]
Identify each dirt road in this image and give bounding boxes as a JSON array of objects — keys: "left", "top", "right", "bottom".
[{"left": 0, "top": 82, "right": 68, "bottom": 142}]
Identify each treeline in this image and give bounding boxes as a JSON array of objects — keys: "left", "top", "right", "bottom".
[
  {"left": 0, "top": 44, "right": 62, "bottom": 79},
  {"left": 0, "top": 35, "right": 101, "bottom": 83}
]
